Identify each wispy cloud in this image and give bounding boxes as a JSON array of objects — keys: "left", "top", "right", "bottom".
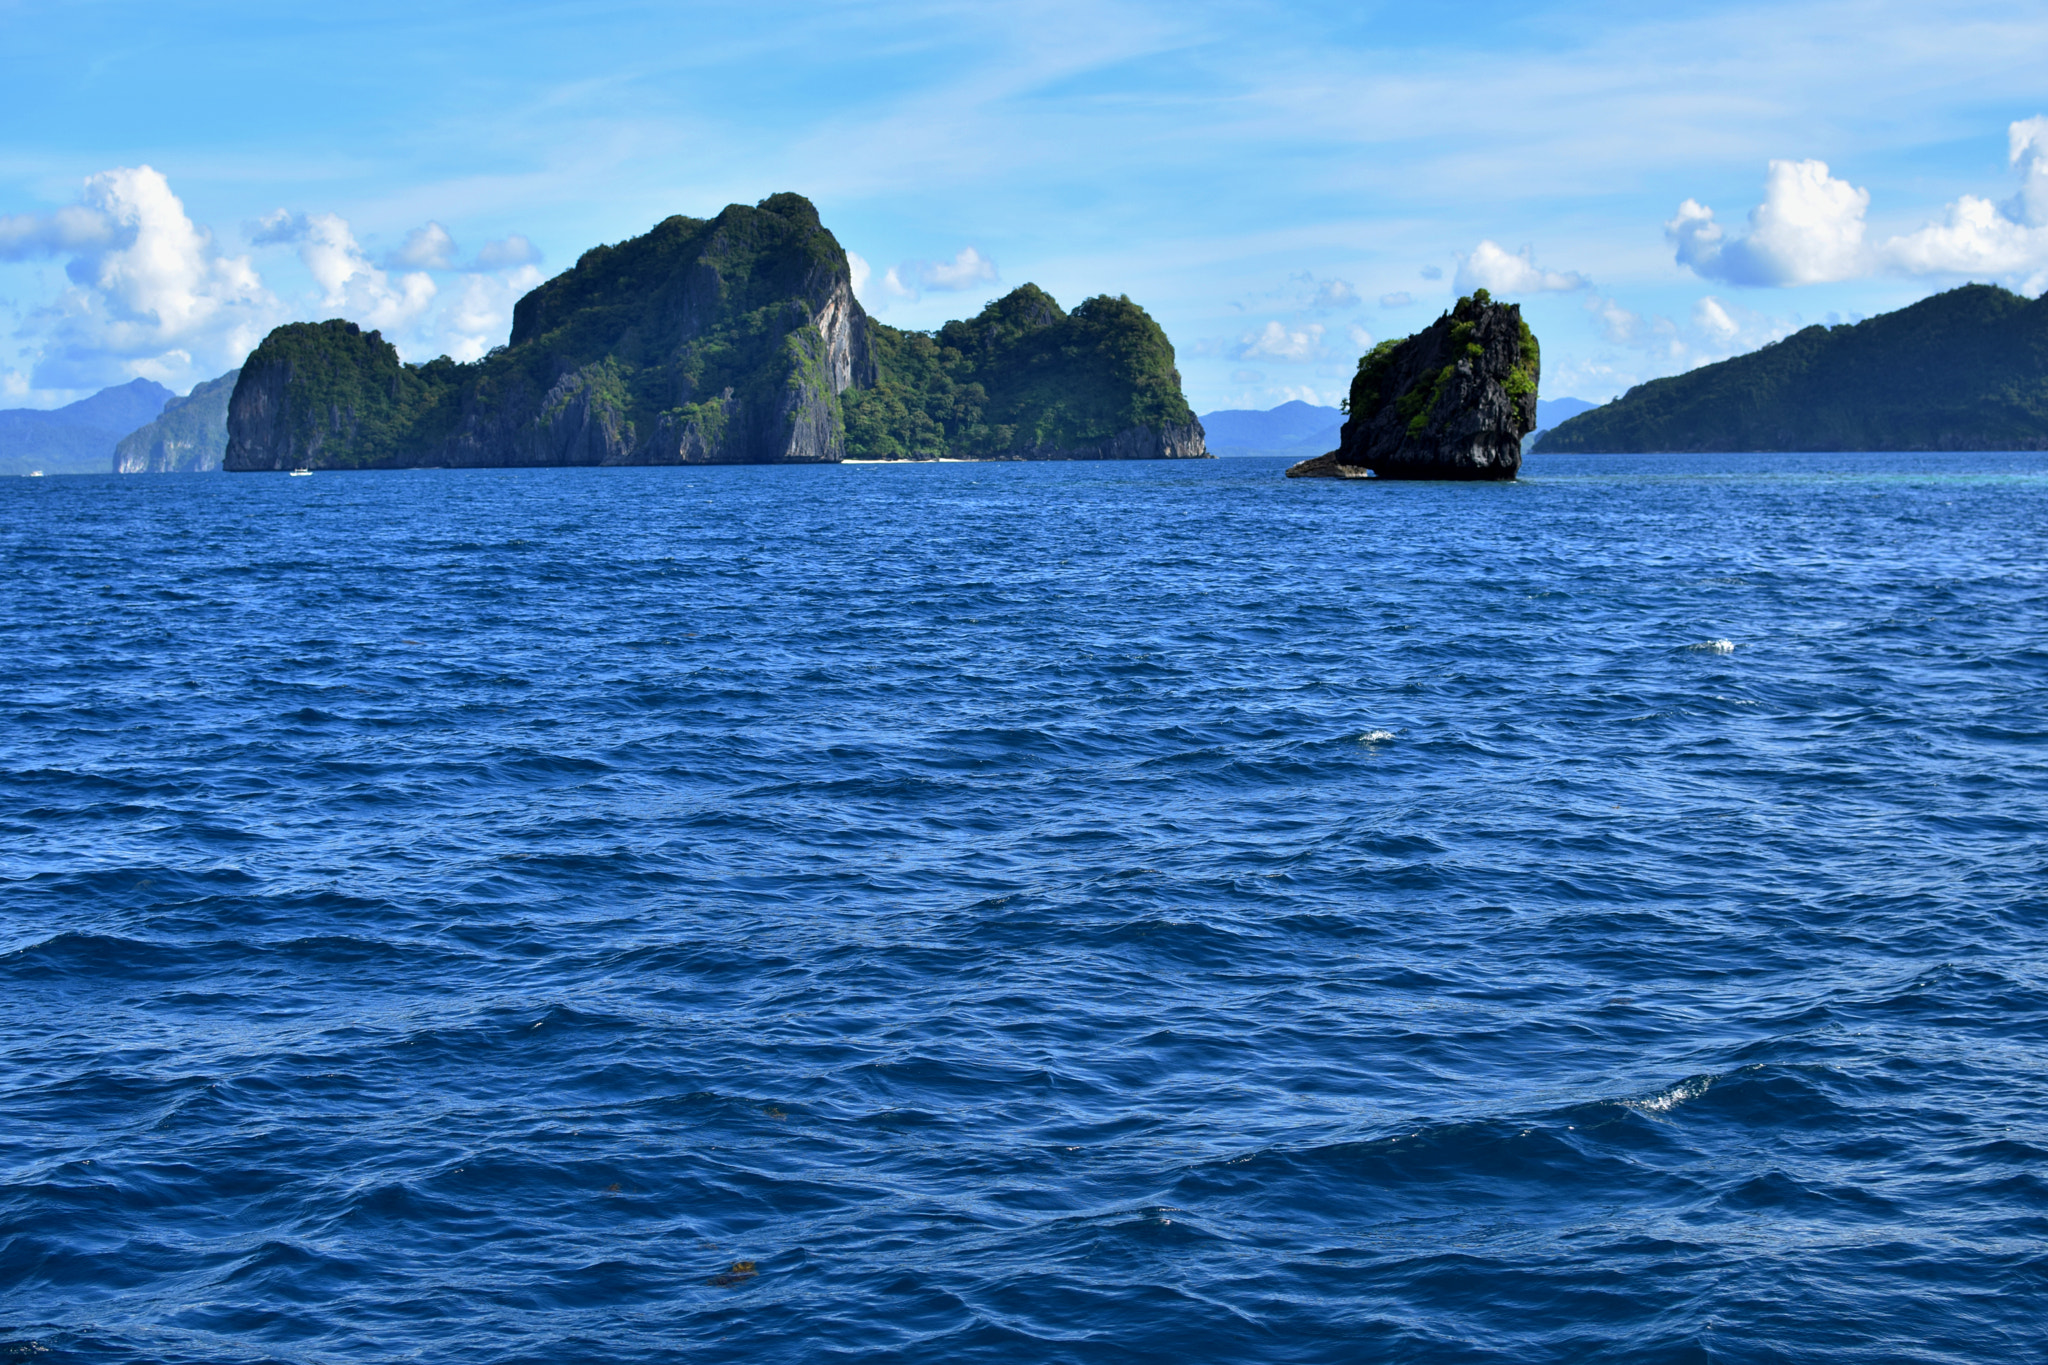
[{"left": 1235, "top": 319, "right": 1327, "bottom": 363}]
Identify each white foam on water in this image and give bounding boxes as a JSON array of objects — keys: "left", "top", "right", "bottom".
[
  {"left": 1626, "top": 1075, "right": 1713, "bottom": 1115},
  {"left": 1687, "top": 638, "right": 1736, "bottom": 654},
  {"left": 1358, "top": 730, "right": 1396, "bottom": 744}
]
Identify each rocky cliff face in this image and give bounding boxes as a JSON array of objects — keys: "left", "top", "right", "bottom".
[
  {"left": 1022, "top": 420, "right": 1207, "bottom": 461},
  {"left": 116, "top": 370, "right": 239, "bottom": 472},
  {"left": 226, "top": 194, "right": 874, "bottom": 470},
  {"left": 1288, "top": 290, "right": 1537, "bottom": 480}
]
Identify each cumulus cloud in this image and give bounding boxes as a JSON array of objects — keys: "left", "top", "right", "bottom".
[
  {"left": 256, "top": 209, "right": 437, "bottom": 334},
  {"left": 1454, "top": 241, "right": 1589, "bottom": 295},
  {"left": 1310, "top": 278, "right": 1358, "bottom": 308},
  {"left": 1345, "top": 324, "right": 1373, "bottom": 349},
  {"left": 1667, "top": 159, "right": 1870, "bottom": 286},
  {"left": 1671, "top": 120, "right": 2048, "bottom": 293},
  {"left": 434, "top": 263, "right": 547, "bottom": 361},
  {"left": 0, "top": 165, "right": 549, "bottom": 396},
  {"left": 388, "top": 222, "right": 458, "bottom": 271},
  {"left": 1379, "top": 291, "right": 1412, "bottom": 308},
  {"left": 0, "top": 165, "right": 275, "bottom": 390},
  {"left": 1236, "top": 320, "right": 1326, "bottom": 363}
]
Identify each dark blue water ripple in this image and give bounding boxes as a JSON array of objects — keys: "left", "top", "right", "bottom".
[{"left": 3, "top": 451, "right": 2046, "bottom": 1363}]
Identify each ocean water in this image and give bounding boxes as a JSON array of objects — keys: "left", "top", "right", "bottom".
[{"left": 3, "top": 451, "right": 2045, "bottom": 1364}]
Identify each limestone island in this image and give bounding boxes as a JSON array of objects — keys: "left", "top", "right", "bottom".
[
  {"left": 224, "top": 194, "right": 1205, "bottom": 471},
  {"left": 1287, "top": 289, "right": 1538, "bottom": 481}
]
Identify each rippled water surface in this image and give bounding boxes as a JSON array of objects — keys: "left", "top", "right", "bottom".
[{"left": 4, "top": 452, "right": 2047, "bottom": 1363}]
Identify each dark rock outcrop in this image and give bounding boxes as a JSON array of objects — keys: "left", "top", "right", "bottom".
[
  {"left": 226, "top": 193, "right": 873, "bottom": 470},
  {"left": 1288, "top": 290, "right": 1537, "bottom": 480},
  {"left": 115, "top": 370, "right": 239, "bottom": 472}
]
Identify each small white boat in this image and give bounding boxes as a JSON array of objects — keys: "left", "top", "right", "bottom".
[
  {"left": 28, "top": 470, "right": 43, "bottom": 477},
  {"left": 290, "top": 468, "right": 313, "bottom": 477}
]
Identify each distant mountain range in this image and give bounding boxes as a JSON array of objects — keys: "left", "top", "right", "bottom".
[
  {"left": 1538, "top": 284, "right": 2048, "bottom": 453},
  {"left": 0, "top": 379, "right": 174, "bottom": 476},
  {"left": 1198, "top": 400, "right": 1343, "bottom": 457},
  {"left": 1204, "top": 395, "right": 1600, "bottom": 458}
]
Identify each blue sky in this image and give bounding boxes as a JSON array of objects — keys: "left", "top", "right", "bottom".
[{"left": 3, "top": 0, "right": 2047, "bottom": 411}]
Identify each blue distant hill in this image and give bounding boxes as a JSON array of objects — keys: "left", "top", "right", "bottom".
[
  {"left": 1531, "top": 397, "right": 1598, "bottom": 440},
  {"left": 1204, "top": 396, "right": 1601, "bottom": 458},
  {"left": 1, "top": 379, "right": 175, "bottom": 476},
  {"left": 1198, "top": 400, "right": 1343, "bottom": 457}
]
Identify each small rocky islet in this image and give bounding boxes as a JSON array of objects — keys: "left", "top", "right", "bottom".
[{"left": 1287, "top": 289, "right": 1539, "bottom": 481}]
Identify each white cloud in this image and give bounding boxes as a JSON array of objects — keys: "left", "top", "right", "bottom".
[
  {"left": 858, "top": 246, "right": 997, "bottom": 306},
  {"left": 0, "top": 165, "right": 275, "bottom": 390},
  {"left": 911, "top": 246, "right": 999, "bottom": 292},
  {"left": 435, "top": 263, "right": 546, "bottom": 361},
  {"left": 1310, "top": 278, "right": 1358, "bottom": 308},
  {"left": 1581, "top": 288, "right": 1796, "bottom": 379},
  {"left": 1667, "top": 159, "right": 1870, "bottom": 286},
  {"left": 1454, "top": 240, "right": 1589, "bottom": 295},
  {"left": 1379, "top": 291, "right": 1412, "bottom": 308},
  {"left": 1419, "top": 266, "right": 1443, "bottom": 281},
  {"left": 0, "top": 166, "right": 553, "bottom": 396},
  {"left": 388, "top": 222, "right": 458, "bottom": 270},
  {"left": 1237, "top": 319, "right": 1326, "bottom": 363},
  {"left": 1693, "top": 295, "right": 1740, "bottom": 342},
  {"left": 260, "top": 210, "right": 438, "bottom": 334},
  {"left": 1345, "top": 324, "right": 1373, "bottom": 348},
  {"left": 1671, "top": 121, "right": 2048, "bottom": 292}
]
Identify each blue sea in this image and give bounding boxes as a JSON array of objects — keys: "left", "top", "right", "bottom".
[{"left": 4, "top": 451, "right": 2046, "bottom": 1363}]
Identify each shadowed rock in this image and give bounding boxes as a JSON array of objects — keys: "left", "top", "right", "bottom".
[{"left": 1288, "top": 289, "right": 1538, "bottom": 481}]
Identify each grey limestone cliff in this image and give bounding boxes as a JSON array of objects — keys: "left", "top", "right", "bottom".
[{"left": 115, "top": 370, "right": 239, "bottom": 472}]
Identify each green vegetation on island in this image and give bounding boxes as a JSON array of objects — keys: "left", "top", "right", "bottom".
[
  {"left": 227, "top": 193, "right": 872, "bottom": 469},
  {"left": 1537, "top": 284, "right": 2048, "bottom": 453},
  {"left": 225, "top": 194, "right": 1203, "bottom": 470},
  {"left": 1290, "top": 289, "right": 1538, "bottom": 480},
  {"left": 844, "top": 284, "right": 1204, "bottom": 460}
]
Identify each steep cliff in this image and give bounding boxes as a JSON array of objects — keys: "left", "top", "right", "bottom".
[
  {"left": 114, "top": 370, "right": 240, "bottom": 472},
  {"left": 1288, "top": 290, "right": 1537, "bottom": 480},
  {"left": 1536, "top": 284, "right": 2048, "bottom": 453},
  {"left": 226, "top": 193, "right": 872, "bottom": 470},
  {"left": 843, "top": 285, "right": 1206, "bottom": 460}
]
